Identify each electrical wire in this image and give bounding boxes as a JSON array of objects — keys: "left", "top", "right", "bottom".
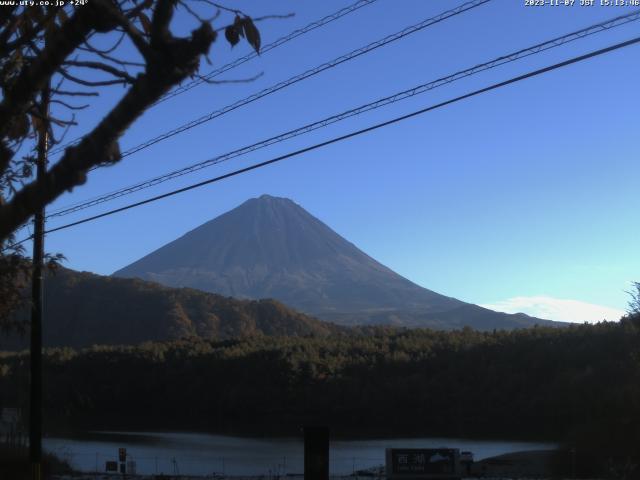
[
  {"left": 48, "top": 0, "right": 492, "bottom": 163},
  {"left": 37, "top": 35, "right": 640, "bottom": 239},
  {"left": 46, "top": 8, "right": 640, "bottom": 219},
  {"left": 47, "top": 0, "right": 381, "bottom": 157},
  {"left": 157, "top": 0, "right": 381, "bottom": 104}
]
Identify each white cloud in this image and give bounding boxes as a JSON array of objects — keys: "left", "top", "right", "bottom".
[{"left": 480, "top": 296, "right": 626, "bottom": 323}]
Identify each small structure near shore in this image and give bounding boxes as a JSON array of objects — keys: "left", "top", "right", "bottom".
[{"left": 385, "top": 448, "right": 462, "bottom": 480}]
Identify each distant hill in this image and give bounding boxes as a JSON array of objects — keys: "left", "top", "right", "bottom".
[
  {"left": 0, "top": 268, "right": 338, "bottom": 350},
  {"left": 322, "top": 304, "right": 550, "bottom": 331},
  {"left": 114, "top": 194, "right": 557, "bottom": 330}
]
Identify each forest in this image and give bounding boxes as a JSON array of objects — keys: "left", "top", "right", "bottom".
[
  {"left": 1, "top": 318, "right": 639, "bottom": 475},
  {"left": 0, "top": 268, "right": 341, "bottom": 350}
]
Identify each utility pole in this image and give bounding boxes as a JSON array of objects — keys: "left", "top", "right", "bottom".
[
  {"left": 304, "top": 426, "right": 329, "bottom": 480},
  {"left": 30, "top": 83, "right": 49, "bottom": 480}
]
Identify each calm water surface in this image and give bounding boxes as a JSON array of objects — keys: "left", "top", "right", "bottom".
[{"left": 44, "top": 432, "right": 556, "bottom": 476}]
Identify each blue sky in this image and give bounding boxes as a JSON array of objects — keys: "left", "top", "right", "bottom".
[{"left": 31, "top": 0, "right": 640, "bottom": 322}]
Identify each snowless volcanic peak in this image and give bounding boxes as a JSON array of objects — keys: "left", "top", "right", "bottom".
[{"left": 114, "top": 195, "right": 555, "bottom": 330}]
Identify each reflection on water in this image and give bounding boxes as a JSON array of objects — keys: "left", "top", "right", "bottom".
[{"left": 44, "top": 432, "right": 555, "bottom": 476}]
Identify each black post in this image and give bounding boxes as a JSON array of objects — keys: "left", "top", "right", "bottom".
[
  {"left": 304, "top": 426, "right": 329, "bottom": 480},
  {"left": 29, "top": 85, "right": 49, "bottom": 480}
]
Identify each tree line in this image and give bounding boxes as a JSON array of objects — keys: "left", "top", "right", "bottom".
[{"left": 1, "top": 318, "right": 639, "bottom": 473}]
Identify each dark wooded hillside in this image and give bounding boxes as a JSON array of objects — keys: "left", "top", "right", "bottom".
[
  {"left": 1, "top": 267, "right": 339, "bottom": 350},
  {"left": 1, "top": 318, "right": 639, "bottom": 478}
]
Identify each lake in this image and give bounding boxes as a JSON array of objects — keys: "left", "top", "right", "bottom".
[{"left": 44, "top": 432, "right": 556, "bottom": 476}]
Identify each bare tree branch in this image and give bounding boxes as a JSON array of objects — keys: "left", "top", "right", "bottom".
[
  {"left": 0, "top": 1, "right": 269, "bottom": 329},
  {"left": 58, "top": 68, "right": 130, "bottom": 87},
  {"left": 79, "top": 44, "right": 145, "bottom": 67},
  {"left": 113, "top": 11, "right": 154, "bottom": 63},
  {"left": 81, "top": 31, "right": 126, "bottom": 55},
  {"left": 50, "top": 99, "right": 90, "bottom": 111},
  {"left": 31, "top": 108, "right": 77, "bottom": 127},
  {"left": 0, "top": 9, "right": 57, "bottom": 58},
  {"left": 0, "top": 0, "right": 119, "bottom": 141},
  {"left": 178, "top": 0, "right": 219, "bottom": 24},
  {"left": 252, "top": 13, "right": 296, "bottom": 22},
  {"left": 0, "top": 10, "right": 218, "bottom": 241},
  {"left": 194, "top": 70, "right": 263, "bottom": 84},
  {"left": 51, "top": 89, "right": 100, "bottom": 97},
  {"left": 150, "top": 0, "right": 176, "bottom": 47},
  {"left": 62, "top": 60, "right": 137, "bottom": 83}
]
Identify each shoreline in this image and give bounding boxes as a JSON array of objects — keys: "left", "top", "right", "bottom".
[
  {"left": 45, "top": 426, "right": 559, "bottom": 444},
  {"left": 45, "top": 449, "right": 561, "bottom": 480},
  {"left": 50, "top": 454, "right": 561, "bottom": 480}
]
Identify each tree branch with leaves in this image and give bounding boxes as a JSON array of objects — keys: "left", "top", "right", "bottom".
[
  {"left": 626, "top": 281, "right": 640, "bottom": 325},
  {"left": 0, "top": 0, "right": 264, "bottom": 323}
]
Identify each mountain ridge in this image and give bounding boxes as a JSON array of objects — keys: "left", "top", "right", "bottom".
[
  {"left": 114, "top": 194, "right": 557, "bottom": 330},
  {"left": 0, "top": 267, "right": 340, "bottom": 350}
]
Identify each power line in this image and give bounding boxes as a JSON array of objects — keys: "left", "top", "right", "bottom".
[
  {"left": 119, "top": 0, "right": 490, "bottom": 158},
  {"left": 51, "top": 0, "right": 492, "bottom": 165},
  {"left": 1, "top": 235, "right": 33, "bottom": 251},
  {"left": 46, "top": 9, "right": 640, "bottom": 219},
  {"left": 156, "top": 0, "right": 380, "bottom": 105},
  {"left": 5, "top": 34, "right": 638, "bottom": 252},
  {"left": 39, "top": 35, "right": 640, "bottom": 238},
  {"left": 47, "top": 0, "right": 381, "bottom": 157}
]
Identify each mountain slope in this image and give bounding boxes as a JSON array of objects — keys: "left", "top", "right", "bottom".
[
  {"left": 0, "top": 267, "right": 339, "bottom": 350},
  {"left": 114, "top": 195, "right": 555, "bottom": 329}
]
